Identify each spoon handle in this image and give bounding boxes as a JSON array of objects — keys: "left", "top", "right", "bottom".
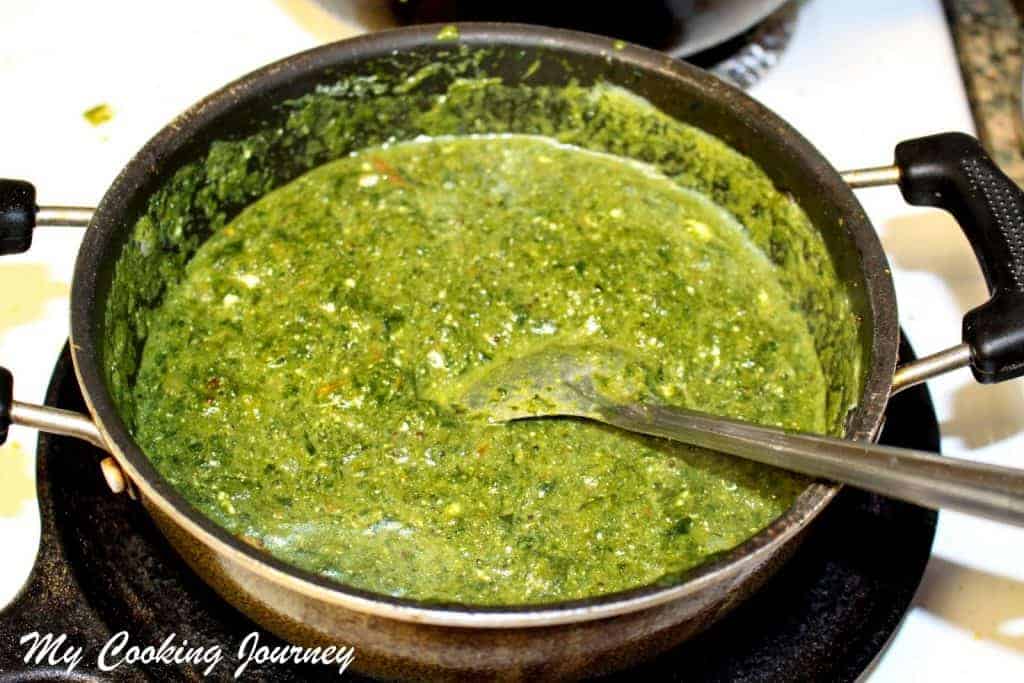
[{"left": 603, "top": 403, "right": 1024, "bottom": 526}]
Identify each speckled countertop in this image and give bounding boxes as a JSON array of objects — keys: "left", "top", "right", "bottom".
[{"left": 945, "top": 0, "right": 1024, "bottom": 182}]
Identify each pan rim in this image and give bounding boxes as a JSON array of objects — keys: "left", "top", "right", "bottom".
[{"left": 68, "top": 22, "right": 897, "bottom": 629}]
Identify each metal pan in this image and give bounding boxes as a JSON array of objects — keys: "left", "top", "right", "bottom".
[{"left": 2, "top": 24, "right": 1022, "bottom": 680}]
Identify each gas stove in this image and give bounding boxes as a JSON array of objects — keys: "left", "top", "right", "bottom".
[{"left": 1, "top": 0, "right": 1022, "bottom": 680}]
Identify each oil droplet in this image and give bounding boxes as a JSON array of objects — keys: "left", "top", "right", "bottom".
[
  {"left": 0, "top": 264, "right": 69, "bottom": 338},
  {"left": 0, "top": 441, "right": 34, "bottom": 517}
]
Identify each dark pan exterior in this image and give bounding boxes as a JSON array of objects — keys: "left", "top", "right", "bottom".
[
  {"left": 67, "top": 24, "right": 899, "bottom": 679},
  {"left": 146, "top": 499, "right": 813, "bottom": 679}
]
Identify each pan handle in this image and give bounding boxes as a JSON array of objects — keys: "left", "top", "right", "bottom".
[
  {"left": 0, "top": 179, "right": 36, "bottom": 253},
  {"left": 0, "top": 179, "right": 103, "bottom": 449},
  {"left": 0, "top": 185, "right": 122, "bottom": 493},
  {"left": 0, "top": 178, "right": 93, "bottom": 255},
  {"left": 843, "top": 132, "right": 1024, "bottom": 392}
]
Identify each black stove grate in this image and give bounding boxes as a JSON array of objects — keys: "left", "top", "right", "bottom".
[{"left": 0, "top": 338, "right": 938, "bottom": 681}]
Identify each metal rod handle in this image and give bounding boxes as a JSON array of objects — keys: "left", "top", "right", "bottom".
[
  {"left": 8, "top": 399, "right": 128, "bottom": 494},
  {"left": 10, "top": 400, "right": 106, "bottom": 450},
  {"left": 840, "top": 164, "right": 901, "bottom": 188},
  {"left": 891, "top": 343, "right": 972, "bottom": 394},
  {"left": 840, "top": 163, "right": 976, "bottom": 391},
  {"left": 35, "top": 206, "right": 94, "bottom": 227}
]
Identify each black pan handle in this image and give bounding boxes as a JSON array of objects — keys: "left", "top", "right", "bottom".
[
  {"left": 0, "top": 180, "right": 48, "bottom": 446},
  {"left": 0, "top": 183, "right": 106, "bottom": 470},
  {"left": 0, "top": 179, "right": 37, "bottom": 255},
  {"left": 0, "top": 366, "right": 11, "bottom": 445},
  {"left": 0, "top": 180, "right": 30, "bottom": 447},
  {"left": 895, "top": 132, "right": 1024, "bottom": 384},
  {"left": 0, "top": 183, "right": 117, "bottom": 496}
]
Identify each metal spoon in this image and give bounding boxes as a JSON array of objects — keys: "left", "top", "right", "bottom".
[{"left": 457, "top": 346, "right": 1024, "bottom": 526}]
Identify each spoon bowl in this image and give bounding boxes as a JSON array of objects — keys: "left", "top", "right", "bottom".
[{"left": 457, "top": 345, "right": 648, "bottom": 422}]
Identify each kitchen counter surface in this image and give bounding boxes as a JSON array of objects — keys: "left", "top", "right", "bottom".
[{"left": 0, "top": 1, "right": 1022, "bottom": 680}]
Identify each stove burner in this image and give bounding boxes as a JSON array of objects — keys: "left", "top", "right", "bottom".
[
  {"left": 0, "top": 338, "right": 937, "bottom": 681},
  {"left": 689, "top": 3, "right": 799, "bottom": 89},
  {"left": 360, "top": 1, "right": 799, "bottom": 89}
]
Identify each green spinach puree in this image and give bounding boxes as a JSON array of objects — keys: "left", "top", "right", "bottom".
[{"left": 133, "top": 133, "right": 827, "bottom": 605}]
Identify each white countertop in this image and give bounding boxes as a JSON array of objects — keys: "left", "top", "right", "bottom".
[{"left": 1, "top": 0, "right": 1022, "bottom": 679}]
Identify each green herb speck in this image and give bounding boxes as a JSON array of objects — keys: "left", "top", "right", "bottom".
[
  {"left": 83, "top": 103, "right": 113, "bottom": 126},
  {"left": 436, "top": 25, "right": 460, "bottom": 41}
]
